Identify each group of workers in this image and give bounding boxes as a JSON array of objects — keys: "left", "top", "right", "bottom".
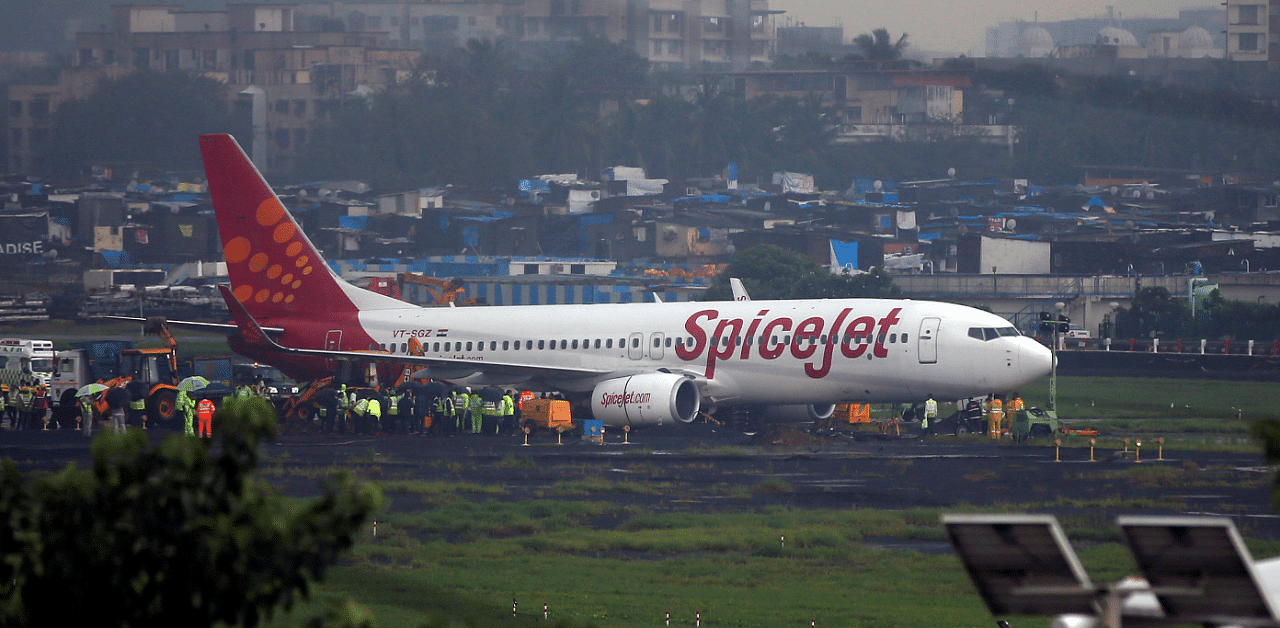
[
  {"left": 915, "top": 392, "right": 1024, "bottom": 438},
  {"left": 311, "top": 384, "right": 524, "bottom": 437},
  {"left": 0, "top": 382, "right": 53, "bottom": 430}
]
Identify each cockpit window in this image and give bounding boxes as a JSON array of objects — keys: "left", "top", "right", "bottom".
[{"left": 970, "top": 326, "right": 1017, "bottom": 341}]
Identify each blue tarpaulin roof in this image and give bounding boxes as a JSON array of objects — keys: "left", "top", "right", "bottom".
[
  {"left": 830, "top": 239, "right": 858, "bottom": 269},
  {"left": 339, "top": 215, "right": 368, "bottom": 230}
]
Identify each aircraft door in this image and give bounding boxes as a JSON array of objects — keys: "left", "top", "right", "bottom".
[
  {"left": 650, "top": 333, "right": 665, "bottom": 360},
  {"left": 325, "top": 330, "right": 342, "bottom": 370},
  {"left": 628, "top": 332, "right": 644, "bottom": 360},
  {"left": 918, "top": 317, "right": 939, "bottom": 364}
]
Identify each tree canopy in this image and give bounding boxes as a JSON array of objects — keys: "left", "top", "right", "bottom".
[
  {"left": 0, "top": 398, "right": 381, "bottom": 628},
  {"left": 702, "top": 245, "right": 901, "bottom": 301},
  {"left": 851, "top": 29, "right": 910, "bottom": 60},
  {"left": 45, "top": 70, "right": 244, "bottom": 179}
]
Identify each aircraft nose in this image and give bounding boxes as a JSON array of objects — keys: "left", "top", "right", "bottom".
[{"left": 1022, "top": 339, "right": 1054, "bottom": 381}]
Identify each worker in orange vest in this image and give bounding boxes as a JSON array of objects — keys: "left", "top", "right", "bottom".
[{"left": 196, "top": 398, "right": 216, "bottom": 438}]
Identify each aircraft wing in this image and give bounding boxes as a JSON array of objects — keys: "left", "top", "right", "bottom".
[
  {"left": 96, "top": 315, "right": 286, "bottom": 336},
  {"left": 217, "top": 286, "right": 608, "bottom": 381}
]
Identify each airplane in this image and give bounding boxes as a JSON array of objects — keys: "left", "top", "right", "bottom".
[{"left": 170, "top": 133, "right": 1054, "bottom": 428}]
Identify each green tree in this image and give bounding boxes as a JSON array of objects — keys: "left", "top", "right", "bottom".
[
  {"left": 0, "top": 398, "right": 381, "bottom": 628},
  {"left": 1114, "top": 286, "right": 1193, "bottom": 339},
  {"left": 45, "top": 70, "right": 244, "bottom": 178},
  {"left": 702, "top": 245, "right": 901, "bottom": 301},
  {"left": 851, "top": 28, "right": 910, "bottom": 60}
]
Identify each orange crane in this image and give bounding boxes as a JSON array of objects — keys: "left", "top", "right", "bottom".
[{"left": 397, "top": 273, "right": 476, "bottom": 306}]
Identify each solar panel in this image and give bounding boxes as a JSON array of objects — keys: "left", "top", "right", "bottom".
[
  {"left": 943, "top": 514, "right": 1096, "bottom": 617},
  {"left": 1118, "top": 516, "right": 1280, "bottom": 627}
]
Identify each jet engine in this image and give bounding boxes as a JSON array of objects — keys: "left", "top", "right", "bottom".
[
  {"left": 762, "top": 403, "right": 837, "bottom": 423},
  {"left": 591, "top": 373, "right": 700, "bottom": 427}
]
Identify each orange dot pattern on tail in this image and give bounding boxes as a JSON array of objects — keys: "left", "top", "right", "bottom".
[{"left": 224, "top": 197, "right": 315, "bottom": 307}]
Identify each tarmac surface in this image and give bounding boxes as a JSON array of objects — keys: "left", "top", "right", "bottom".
[{"left": 3, "top": 421, "right": 1277, "bottom": 542}]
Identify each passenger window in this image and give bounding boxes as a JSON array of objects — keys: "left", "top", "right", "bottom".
[
  {"left": 606, "top": 339, "right": 613, "bottom": 349},
  {"left": 378, "top": 343, "right": 386, "bottom": 351},
  {"left": 573, "top": 339, "right": 579, "bottom": 349},
  {"left": 466, "top": 342, "right": 473, "bottom": 351},
  {"left": 665, "top": 337, "right": 672, "bottom": 347},
  {"left": 653, "top": 337, "right": 660, "bottom": 348},
  {"left": 902, "top": 333, "right": 909, "bottom": 343},
  {"left": 445, "top": 342, "right": 451, "bottom": 351},
  {"left": 433, "top": 342, "right": 440, "bottom": 351},
  {"left": 538, "top": 340, "right": 545, "bottom": 350},
  {"left": 877, "top": 333, "right": 886, "bottom": 344},
  {"left": 890, "top": 334, "right": 897, "bottom": 343},
  {"left": 503, "top": 341, "right": 510, "bottom": 350},
  {"left": 595, "top": 339, "right": 601, "bottom": 349},
  {"left": 490, "top": 341, "right": 497, "bottom": 351},
  {"left": 561, "top": 340, "right": 567, "bottom": 350},
  {"left": 401, "top": 343, "right": 408, "bottom": 353},
  {"left": 632, "top": 337, "right": 640, "bottom": 348}
]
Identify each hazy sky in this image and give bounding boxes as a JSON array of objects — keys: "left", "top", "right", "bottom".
[{"left": 771, "top": 1, "right": 1201, "bottom": 57}]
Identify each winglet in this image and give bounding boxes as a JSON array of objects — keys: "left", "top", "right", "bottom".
[
  {"left": 219, "top": 285, "right": 275, "bottom": 349},
  {"left": 729, "top": 278, "right": 751, "bottom": 301}
]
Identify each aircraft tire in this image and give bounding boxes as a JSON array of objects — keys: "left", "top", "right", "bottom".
[{"left": 954, "top": 424, "right": 969, "bottom": 436}]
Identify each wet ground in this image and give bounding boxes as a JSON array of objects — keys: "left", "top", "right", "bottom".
[{"left": 3, "top": 421, "right": 1277, "bottom": 540}]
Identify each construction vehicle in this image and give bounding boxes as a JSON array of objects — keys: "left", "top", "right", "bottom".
[
  {"left": 395, "top": 273, "right": 477, "bottom": 306},
  {"left": 49, "top": 318, "right": 182, "bottom": 425},
  {"left": 0, "top": 338, "right": 56, "bottom": 388},
  {"left": 1011, "top": 407, "right": 1060, "bottom": 442}
]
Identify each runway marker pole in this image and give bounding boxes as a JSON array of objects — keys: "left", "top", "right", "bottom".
[
  {"left": 1135, "top": 439, "right": 1142, "bottom": 463},
  {"left": 543, "top": 603, "right": 548, "bottom": 620},
  {"left": 1158, "top": 437, "right": 1164, "bottom": 461},
  {"left": 1089, "top": 438, "right": 1096, "bottom": 462},
  {"left": 780, "top": 534, "right": 785, "bottom": 548},
  {"left": 665, "top": 611, "right": 670, "bottom": 626},
  {"left": 512, "top": 599, "right": 517, "bottom": 618},
  {"left": 696, "top": 611, "right": 701, "bottom": 628},
  {"left": 373, "top": 521, "right": 377, "bottom": 537},
  {"left": 1054, "top": 439, "right": 1061, "bottom": 463}
]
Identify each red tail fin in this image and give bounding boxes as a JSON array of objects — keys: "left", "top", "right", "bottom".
[{"left": 200, "top": 134, "right": 401, "bottom": 321}]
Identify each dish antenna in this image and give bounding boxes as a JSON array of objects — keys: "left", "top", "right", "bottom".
[
  {"left": 947, "top": 167, "right": 956, "bottom": 178},
  {"left": 873, "top": 180, "right": 883, "bottom": 191}
]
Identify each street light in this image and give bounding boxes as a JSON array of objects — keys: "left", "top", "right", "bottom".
[{"left": 1040, "top": 302, "right": 1069, "bottom": 412}]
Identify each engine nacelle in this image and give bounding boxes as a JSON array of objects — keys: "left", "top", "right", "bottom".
[
  {"left": 591, "top": 373, "right": 700, "bottom": 427},
  {"left": 763, "top": 403, "right": 837, "bottom": 423}
]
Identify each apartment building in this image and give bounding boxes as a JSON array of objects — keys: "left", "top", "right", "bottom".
[
  {"left": 293, "top": 0, "right": 778, "bottom": 71},
  {"left": 1, "top": 4, "right": 416, "bottom": 174},
  {"left": 1224, "top": 0, "right": 1280, "bottom": 63},
  {"left": 8, "top": 2, "right": 776, "bottom": 176}
]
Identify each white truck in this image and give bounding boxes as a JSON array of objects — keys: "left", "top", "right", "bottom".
[{"left": 0, "top": 338, "right": 55, "bottom": 389}]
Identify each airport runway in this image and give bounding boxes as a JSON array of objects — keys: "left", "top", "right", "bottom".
[{"left": 3, "top": 422, "right": 1276, "bottom": 541}]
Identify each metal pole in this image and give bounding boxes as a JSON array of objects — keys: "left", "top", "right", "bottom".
[{"left": 1049, "top": 326, "right": 1058, "bottom": 411}]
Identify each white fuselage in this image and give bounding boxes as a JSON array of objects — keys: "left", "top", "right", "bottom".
[{"left": 351, "top": 298, "right": 1053, "bottom": 406}]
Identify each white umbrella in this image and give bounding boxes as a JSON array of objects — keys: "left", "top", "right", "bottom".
[
  {"left": 177, "top": 376, "right": 211, "bottom": 392},
  {"left": 76, "top": 383, "right": 110, "bottom": 397}
]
